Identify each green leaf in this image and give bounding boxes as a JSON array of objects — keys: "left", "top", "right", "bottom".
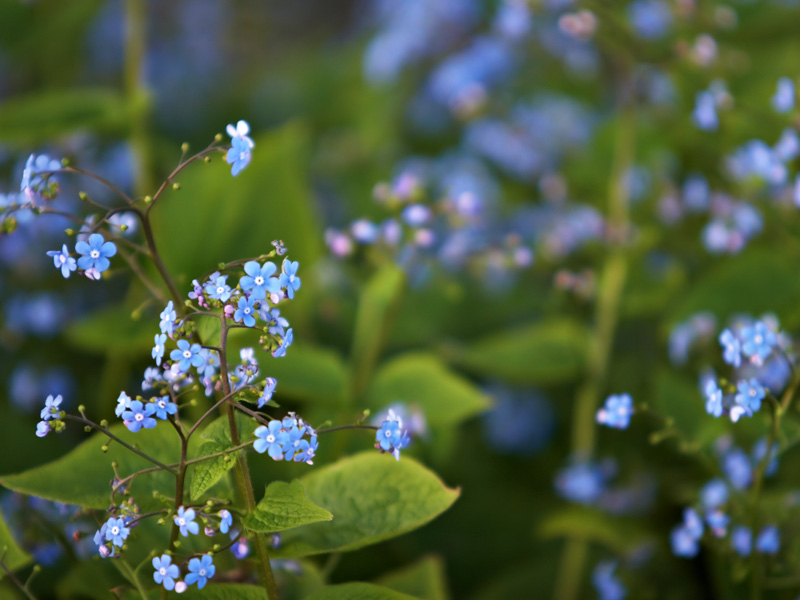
[
  {"left": 374, "top": 555, "right": 449, "bottom": 600},
  {"left": 265, "top": 343, "right": 348, "bottom": 405},
  {"left": 244, "top": 480, "right": 332, "bottom": 533},
  {"left": 443, "top": 319, "right": 588, "bottom": 385},
  {"left": 65, "top": 303, "right": 152, "bottom": 355},
  {"left": 537, "top": 507, "right": 649, "bottom": 554},
  {"left": 0, "top": 424, "right": 177, "bottom": 510},
  {"left": 366, "top": 353, "right": 490, "bottom": 426},
  {"left": 154, "top": 584, "right": 266, "bottom": 600},
  {"left": 350, "top": 264, "right": 406, "bottom": 398},
  {"left": 274, "top": 452, "right": 459, "bottom": 557},
  {"left": 189, "top": 413, "right": 257, "bottom": 501},
  {"left": 150, "top": 122, "right": 323, "bottom": 288},
  {"left": 0, "top": 87, "right": 129, "bottom": 144},
  {"left": 196, "top": 315, "right": 222, "bottom": 346},
  {"left": 0, "top": 509, "right": 31, "bottom": 579},
  {"left": 305, "top": 583, "right": 420, "bottom": 600}
]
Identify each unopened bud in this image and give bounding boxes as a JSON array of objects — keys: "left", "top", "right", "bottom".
[
  {"left": 181, "top": 142, "right": 190, "bottom": 153},
  {"left": 172, "top": 183, "right": 181, "bottom": 191}
]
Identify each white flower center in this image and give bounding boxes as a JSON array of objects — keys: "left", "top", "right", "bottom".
[
  {"left": 158, "top": 400, "right": 166, "bottom": 408},
  {"left": 90, "top": 249, "right": 100, "bottom": 259},
  {"left": 266, "top": 434, "right": 275, "bottom": 443},
  {"left": 59, "top": 255, "right": 66, "bottom": 264},
  {"left": 755, "top": 334, "right": 763, "bottom": 344},
  {"left": 254, "top": 276, "right": 264, "bottom": 285},
  {"left": 384, "top": 430, "right": 392, "bottom": 438},
  {"left": 178, "top": 518, "right": 185, "bottom": 526},
  {"left": 135, "top": 413, "right": 144, "bottom": 422},
  {"left": 217, "top": 286, "right": 225, "bottom": 294},
  {"left": 111, "top": 526, "right": 119, "bottom": 535},
  {"left": 183, "top": 350, "right": 192, "bottom": 359},
  {"left": 159, "top": 567, "right": 167, "bottom": 576},
  {"left": 244, "top": 308, "right": 251, "bottom": 315},
  {"left": 199, "top": 568, "right": 206, "bottom": 576}
]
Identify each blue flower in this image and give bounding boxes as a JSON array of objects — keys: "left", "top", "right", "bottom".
[
  {"left": 258, "top": 377, "right": 277, "bottom": 408},
  {"left": 142, "top": 366, "right": 163, "bottom": 391},
  {"left": 279, "top": 259, "right": 301, "bottom": 299},
  {"left": 122, "top": 400, "right": 158, "bottom": 433},
  {"left": 704, "top": 380, "right": 723, "bottom": 418},
  {"left": 226, "top": 120, "right": 255, "bottom": 177},
  {"left": 756, "top": 525, "right": 779, "bottom": 554},
  {"left": 259, "top": 307, "right": 289, "bottom": 336},
  {"left": 46, "top": 245, "right": 76, "bottom": 278},
  {"left": 693, "top": 90, "right": 718, "bottom": 131},
  {"left": 233, "top": 296, "right": 257, "bottom": 327},
  {"left": 152, "top": 554, "right": 179, "bottom": 591},
  {"left": 376, "top": 409, "right": 411, "bottom": 461},
  {"left": 40, "top": 394, "right": 62, "bottom": 421},
  {"left": 152, "top": 333, "right": 166, "bottom": 366},
  {"left": 722, "top": 447, "right": 752, "bottom": 489},
  {"left": 719, "top": 329, "right": 741, "bottom": 368},
  {"left": 153, "top": 396, "right": 177, "bottom": 420},
  {"left": 170, "top": 339, "right": 204, "bottom": 373},
  {"left": 35, "top": 421, "right": 50, "bottom": 438},
  {"left": 159, "top": 301, "right": 176, "bottom": 336},
  {"left": 75, "top": 233, "right": 116, "bottom": 273},
  {"left": 185, "top": 554, "right": 215, "bottom": 589},
  {"left": 705, "top": 510, "right": 730, "bottom": 538},
  {"left": 21, "top": 154, "right": 61, "bottom": 199},
  {"left": 103, "top": 517, "right": 130, "bottom": 547},
  {"left": 595, "top": 393, "right": 633, "bottom": 429},
  {"left": 731, "top": 526, "right": 752, "bottom": 557},
  {"left": 772, "top": 77, "right": 795, "bottom": 113},
  {"left": 254, "top": 420, "right": 289, "bottom": 460},
  {"left": 272, "top": 328, "right": 294, "bottom": 358},
  {"left": 700, "top": 478, "right": 728, "bottom": 510},
  {"left": 174, "top": 506, "right": 199, "bottom": 537},
  {"left": 293, "top": 435, "right": 318, "bottom": 465},
  {"left": 204, "top": 274, "right": 232, "bottom": 302},
  {"left": 239, "top": 261, "right": 279, "bottom": 301},
  {"left": 734, "top": 378, "right": 765, "bottom": 415},
  {"left": 231, "top": 536, "right": 249, "bottom": 559},
  {"left": 219, "top": 509, "right": 232, "bottom": 534},
  {"left": 591, "top": 561, "right": 625, "bottom": 600},
  {"left": 115, "top": 392, "right": 132, "bottom": 417},
  {"left": 740, "top": 321, "right": 777, "bottom": 365},
  {"left": 670, "top": 524, "right": 700, "bottom": 558}
]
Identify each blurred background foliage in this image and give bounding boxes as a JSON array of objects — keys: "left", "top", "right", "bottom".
[{"left": 3, "top": 0, "right": 800, "bottom": 598}]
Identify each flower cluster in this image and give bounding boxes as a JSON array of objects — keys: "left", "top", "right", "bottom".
[
  {"left": 152, "top": 553, "right": 216, "bottom": 592},
  {"left": 226, "top": 120, "right": 255, "bottom": 177},
  {"left": 595, "top": 394, "right": 634, "bottom": 430},
  {"left": 254, "top": 413, "right": 318, "bottom": 464},
  {"left": 46, "top": 233, "right": 117, "bottom": 280},
  {"left": 34, "top": 394, "right": 65, "bottom": 438}
]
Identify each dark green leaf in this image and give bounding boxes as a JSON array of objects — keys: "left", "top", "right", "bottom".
[
  {"left": 159, "top": 584, "right": 266, "bottom": 600},
  {"left": 244, "top": 480, "right": 332, "bottom": 533},
  {"left": 305, "top": 583, "right": 419, "bottom": 600},
  {"left": 366, "top": 353, "right": 490, "bottom": 425},
  {"left": 0, "top": 509, "right": 31, "bottom": 578},
  {"left": 374, "top": 555, "right": 449, "bottom": 600},
  {"left": 444, "top": 319, "right": 588, "bottom": 385},
  {"left": 274, "top": 452, "right": 459, "bottom": 557}
]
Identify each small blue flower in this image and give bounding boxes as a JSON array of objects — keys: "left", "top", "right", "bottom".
[
  {"left": 234, "top": 296, "right": 257, "bottom": 327},
  {"left": 595, "top": 393, "right": 634, "bottom": 429},
  {"left": 231, "top": 536, "right": 249, "bottom": 559},
  {"left": 700, "top": 478, "right": 728, "bottom": 510},
  {"left": 704, "top": 380, "right": 723, "bottom": 418},
  {"left": 115, "top": 392, "right": 132, "bottom": 417},
  {"left": 740, "top": 321, "right": 777, "bottom": 365},
  {"left": 159, "top": 301, "right": 176, "bottom": 336},
  {"left": 693, "top": 90, "right": 718, "bottom": 131},
  {"left": 376, "top": 409, "right": 411, "bottom": 461},
  {"left": 40, "top": 394, "right": 62, "bottom": 421},
  {"left": 219, "top": 509, "right": 232, "bottom": 534},
  {"left": 170, "top": 339, "right": 204, "bottom": 373},
  {"left": 756, "top": 525, "right": 780, "bottom": 554},
  {"left": 670, "top": 524, "right": 700, "bottom": 558},
  {"left": 152, "top": 554, "right": 179, "bottom": 591},
  {"left": 705, "top": 510, "right": 730, "bottom": 538},
  {"left": 152, "top": 333, "right": 167, "bottom": 366},
  {"left": 196, "top": 348, "right": 220, "bottom": 379},
  {"left": 153, "top": 396, "right": 177, "bottom": 420},
  {"left": 722, "top": 447, "right": 752, "bottom": 489},
  {"left": 272, "top": 328, "right": 294, "bottom": 358},
  {"left": 279, "top": 259, "right": 301, "bottom": 299},
  {"left": 254, "top": 420, "right": 289, "bottom": 460},
  {"left": 21, "top": 154, "right": 61, "bottom": 199},
  {"left": 731, "top": 526, "right": 752, "bottom": 557},
  {"left": 682, "top": 507, "right": 704, "bottom": 539},
  {"left": 258, "top": 377, "right": 277, "bottom": 408},
  {"left": 734, "top": 378, "right": 765, "bottom": 414},
  {"left": 142, "top": 366, "right": 163, "bottom": 391},
  {"left": 204, "top": 275, "right": 232, "bottom": 302},
  {"left": 103, "top": 517, "right": 130, "bottom": 547},
  {"left": 174, "top": 506, "right": 199, "bottom": 537},
  {"left": 239, "top": 261, "right": 280, "bottom": 301},
  {"left": 185, "top": 554, "right": 215, "bottom": 589},
  {"left": 591, "top": 561, "right": 625, "bottom": 600},
  {"left": 226, "top": 120, "right": 255, "bottom": 177},
  {"left": 719, "top": 329, "right": 741, "bottom": 368},
  {"left": 261, "top": 307, "right": 289, "bottom": 336},
  {"left": 122, "top": 400, "right": 158, "bottom": 433},
  {"left": 46, "top": 244, "right": 76, "bottom": 278},
  {"left": 772, "top": 77, "right": 795, "bottom": 113},
  {"left": 293, "top": 435, "right": 318, "bottom": 465},
  {"left": 35, "top": 421, "right": 50, "bottom": 438},
  {"left": 75, "top": 233, "right": 116, "bottom": 273}
]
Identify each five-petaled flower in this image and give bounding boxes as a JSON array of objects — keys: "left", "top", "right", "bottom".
[
  {"left": 104, "top": 517, "right": 130, "bottom": 547},
  {"left": 46, "top": 244, "right": 76, "bottom": 278},
  {"left": 226, "top": 120, "right": 255, "bottom": 177},
  {"left": 170, "top": 339, "right": 204, "bottom": 373},
  {"left": 279, "top": 259, "right": 301, "bottom": 299},
  {"left": 40, "top": 394, "right": 62, "bottom": 421},
  {"left": 153, "top": 396, "right": 177, "bottom": 420},
  {"left": 174, "top": 506, "right": 199, "bottom": 537},
  {"left": 239, "top": 261, "right": 280, "bottom": 300},
  {"left": 185, "top": 554, "right": 215, "bottom": 589},
  {"left": 160, "top": 301, "right": 176, "bottom": 336},
  {"left": 234, "top": 296, "right": 257, "bottom": 327},
  {"left": 122, "top": 400, "right": 158, "bottom": 433},
  {"left": 75, "top": 233, "right": 116, "bottom": 274},
  {"left": 152, "top": 554, "right": 179, "bottom": 591}
]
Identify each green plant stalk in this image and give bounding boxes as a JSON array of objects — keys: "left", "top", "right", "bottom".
[
  {"left": 554, "top": 93, "right": 636, "bottom": 600},
  {"left": 218, "top": 319, "right": 279, "bottom": 599}
]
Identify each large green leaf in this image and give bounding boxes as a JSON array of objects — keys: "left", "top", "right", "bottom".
[
  {"left": 244, "top": 480, "right": 332, "bottom": 533},
  {"left": 443, "top": 319, "right": 588, "bottom": 385},
  {"left": 0, "top": 87, "right": 129, "bottom": 144},
  {"left": 375, "top": 555, "right": 449, "bottom": 600},
  {"left": 305, "top": 583, "right": 419, "bottom": 600},
  {"left": 65, "top": 303, "right": 152, "bottom": 355},
  {"left": 141, "top": 584, "right": 266, "bottom": 600},
  {"left": 0, "top": 424, "right": 178, "bottom": 510},
  {"left": 190, "top": 413, "right": 257, "bottom": 500},
  {"left": 150, "top": 122, "right": 323, "bottom": 289},
  {"left": 265, "top": 343, "right": 348, "bottom": 405},
  {"left": 350, "top": 264, "right": 406, "bottom": 399},
  {"left": 366, "top": 353, "right": 490, "bottom": 425},
  {"left": 274, "top": 452, "right": 459, "bottom": 558},
  {"left": 0, "top": 509, "right": 31, "bottom": 579}
]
